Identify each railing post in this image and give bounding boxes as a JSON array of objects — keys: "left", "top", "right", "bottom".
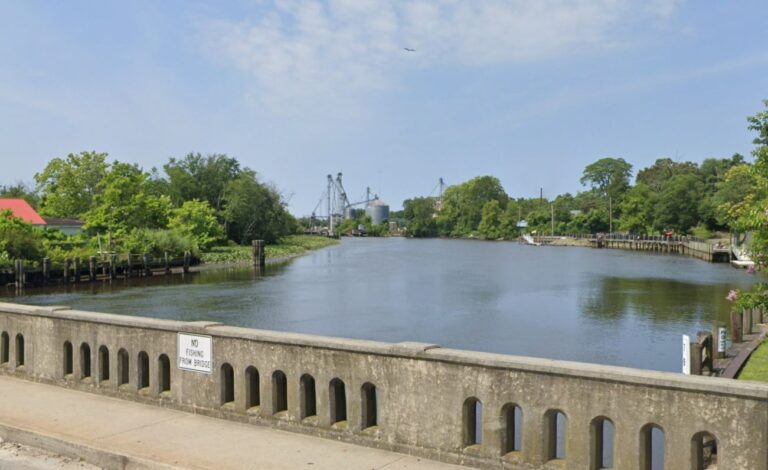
[
  {"left": 64, "top": 258, "right": 71, "bottom": 283},
  {"left": 690, "top": 343, "right": 703, "bottom": 375},
  {"left": 110, "top": 255, "right": 117, "bottom": 279},
  {"left": 164, "top": 252, "right": 170, "bottom": 275},
  {"left": 126, "top": 254, "right": 133, "bottom": 278},
  {"left": 252, "top": 240, "right": 265, "bottom": 268},
  {"left": 742, "top": 309, "right": 752, "bottom": 335},
  {"left": 183, "top": 251, "right": 190, "bottom": 274},
  {"left": 74, "top": 257, "right": 81, "bottom": 283}
]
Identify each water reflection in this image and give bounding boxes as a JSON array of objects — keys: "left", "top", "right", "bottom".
[{"left": 2, "top": 238, "right": 757, "bottom": 372}]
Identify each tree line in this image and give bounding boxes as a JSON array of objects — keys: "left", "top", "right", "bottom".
[
  {"left": 0, "top": 153, "right": 296, "bottom": 264},
  {"left": 403, "top": 100, "right": 768, "bottom": 247}
]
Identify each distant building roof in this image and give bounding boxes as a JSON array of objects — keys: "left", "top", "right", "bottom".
[
  {"left": 44, "top": 217, "right": 85, "bottom": 227},
  {"left": 0, "top": 198, "right": 46, "bottom": 225}
]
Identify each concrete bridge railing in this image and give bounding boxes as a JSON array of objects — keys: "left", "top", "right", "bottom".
[{"left": 0, "top": 302, "right": 766, "bottom": 469}]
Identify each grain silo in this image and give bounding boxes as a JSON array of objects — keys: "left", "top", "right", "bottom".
[{"left": 366, "top": 199, "right": 390, "bottom": 225}]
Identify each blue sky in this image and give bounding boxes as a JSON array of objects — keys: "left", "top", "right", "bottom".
[{"left": 1, "top": 1, "right": 767, "bottom": 215}]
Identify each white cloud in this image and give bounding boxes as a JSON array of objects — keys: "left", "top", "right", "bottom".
[{"left": 201, "top": 0, "right": 683, "bottom": 112}]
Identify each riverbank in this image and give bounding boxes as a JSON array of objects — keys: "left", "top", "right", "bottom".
[{"left": 200, "top": 235, "right": 339, "bottom": 265}]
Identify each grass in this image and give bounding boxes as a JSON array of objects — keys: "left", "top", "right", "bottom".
[
  {"left": 738, "top": 340, "right": 768, "bottom": 382},
  {"left": 200, "top": 235, "right": 339, "bottom": 264}
]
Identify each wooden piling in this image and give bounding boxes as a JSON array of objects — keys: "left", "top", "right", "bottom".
[
  {"left": 690, "top": 343, "right": 703, "bottom": 375},
  {"left": 109, "top": 255, "right": 117, "bottom": 279},
  {"left": 126, "top": 254, "right": 133, "bottom": 278},
  {"left": 42, "top": 258, "right": 50, "bottom": 283},
  {"left": 731, "top": 311, "right": 743, "bottom": 343},
  {"left": 89, "top": 257, "right": 96, "bottom": 282},
  {"left": 183, "top": 251, "right": 190, "bottom": 274},
  {"left": 252, "top": 240, "right": 266, "bottom": 268},
  {"left": 74, "top": 258, "right": 81, "bottom": 283},
  {"left": 164, "top": 252, "right": 170, "bottom": 275},
  {"left": 143, "top": 253, "right": 152, "bottom": 277},
  {"left": 742, "top": 309, "right": 752, "bottom": 335},
  {"left": 712, "top": 322, "right": 726, "bottom": 359},
  {"left": 64, "top": 259, "right": 71, "bottom": 284}
]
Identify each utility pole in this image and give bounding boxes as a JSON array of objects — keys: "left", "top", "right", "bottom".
[
  {"left": 608, "top": 195, "right": 613, "bottom": 234},
  {"left": 327, "top": 174, "right": 333, "bottom": 236},
  {"left": 551, "top": 203, "right": 555, "bottom": 236}
]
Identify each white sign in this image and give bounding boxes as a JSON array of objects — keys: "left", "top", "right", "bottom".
[
  {"left": 718, "top": 327, "right": 727, "bottom": 353},
  {"left": 177, "top": 333, "right": 212, "bottom": 374},
  {"left": 682, "top": 334, "right": 691, "bottom": 375}
]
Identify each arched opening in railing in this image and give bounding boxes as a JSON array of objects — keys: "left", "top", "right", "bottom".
[
  {"left": 329, "top": 378, "right": 347, "bottom": 425},
  {"left": 158, "top": 354, "right": 171, "bottom": 393},
  {"left": 245, "top": 366, "right": 260, "bottom": 409},
  {"left": 15, "top": 334, "right": 24, "bottom": 366},
  {"left": 640, "top": 423, "right": 665, "bottom": 470},
  {"left": 361, "top": 382, "right": 377, "bottom": 429},
  {"left": 63, "top": 341, "right": 73, "bottom": 376},
  {"left": 300, "top": 374, "right": 316, "bottom": 419},
  {"left": 80, "top": 343, "right": 91, "bottom": 379},
  {"left": 691, "top": 431, "right": 717, "bottom": 469},
  {"left": 117, "top": 348, "right": 129, "bottom": 386},
  {"left": 137, "top": 351, "right": 150, "bottom": 390},
  {"left": 462, "top": 397, "right": 483, "bottom": 447},
  {"left": 272, "top": 370, "right": 287, "bottom": 414},
  {"left": 0, "top": 332, "right": 9, "bottom": 364},
  {"left": 590, "top": 416, "right": 614, "bottom": 469},
  {"left": 544, "top": 410, "right": 567, "bottom": 461},
  {"left": 221, "top": 362, "right": 234, "bottom": 405},
  {"left": 98, "top": 346, "right": 109, "bottom": 382},
  {"left": 501, "top": 403, "right": 522, "bottom": 454}
]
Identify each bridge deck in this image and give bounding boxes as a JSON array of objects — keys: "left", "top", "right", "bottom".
[{"left": 0, "top": 376, "right": 467, "bottom": 470}]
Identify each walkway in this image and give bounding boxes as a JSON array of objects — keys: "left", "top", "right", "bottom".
[{"left": 0, "top": 376, "right": 468, "bottom": 470}]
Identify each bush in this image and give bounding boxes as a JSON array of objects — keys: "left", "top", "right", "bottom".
[{"left": 122, "top": 229, "right": 198, "bottom": 258}]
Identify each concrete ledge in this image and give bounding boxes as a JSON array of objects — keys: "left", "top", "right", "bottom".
[{"left": 0, "top": 423, "right": 178, "bottom": 470}]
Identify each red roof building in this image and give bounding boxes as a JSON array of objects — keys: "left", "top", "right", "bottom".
[{"left": 0, "top": 198, "right": 47, "bottom": 225}]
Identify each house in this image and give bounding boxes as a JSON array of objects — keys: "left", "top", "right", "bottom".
[
  {"left": 0, "top": 198, "right": 85, "bottom": 235},
  {"left": 0, "top": 198, "right": 46, "bottom": 226}
]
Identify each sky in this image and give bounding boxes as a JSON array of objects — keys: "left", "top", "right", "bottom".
[{"left": 1, "top": 1, "right": 767, "bottom": 215}]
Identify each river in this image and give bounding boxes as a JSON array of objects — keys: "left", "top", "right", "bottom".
[{"left": 1, "top": 237, "right": 757, "bottom": 372}]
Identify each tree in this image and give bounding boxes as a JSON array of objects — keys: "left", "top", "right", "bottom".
[
  {"left": 437, "top": 176, "right": 508, "bottom": 236},
  {"left": 34, "top": 151, "right": 108, "bottom": 218},
  {"left": 222, "top": 170, "right": 296, "bottom": 244},
  {"left": 0, "top": 210, "right": 44, "bottom": 260},
  {"left": 618, "top": 184, "right": 653, "bottom": 234},
  {"left": 85, "top": 162, "right": 172, "bottom": 235},
  {"left": 168, "top": 200, "right": 224, "bottom": 250},
  {"left": 747, "top": 99, "right": 768, "bottom": 147},
  {"left": 580, "top": 158, "right": 633, "bottom": 199},
  {"left": 635, "top": 158, "right": 698, "bottom": 192},
  {"left": 580, "top": 158, "right": 632, "bottom": 231},
  {"left": 477, "top": 200, "right": 503, "bottom": 239},
  {"left": 713, "top": 164, "right": 764, "bottom": 230},
  {"left": 163, "top": 153, "right": 241, "bottom": 210},
  {"left": 652, "top": 174, "right": 704, "bottom": 233},
  {"left": 402, "top": 197, "right": 438, "bottom": 238}
]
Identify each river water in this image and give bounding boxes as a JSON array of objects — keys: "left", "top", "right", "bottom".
[{"left": 2, "top": 238, "right": 757, "bottom": 372}]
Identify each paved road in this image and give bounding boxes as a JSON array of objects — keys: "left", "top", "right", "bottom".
[{"left": 0, "top": 376, "right": 467, "bottom": 470}]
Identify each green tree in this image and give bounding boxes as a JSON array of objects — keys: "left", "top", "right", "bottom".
[
  {"left": 168, "top": 200, "right": 224, "bottom": 250},
  {"left": 748, "top": 99, "right": 768, "bottom": 147},
  {"left": 652, "top": 174, "right": 704, "bottom": 233},
  {"left": 635, "top": 158, "right": 698, "bottom": 192},
  {"left": 402, "top": 197, "right": 438, "bottom": 237},
  {"left": 223, "top": 170, "right": 296, "bottom": 244},
  {"left": 163, "top": 153, "right": 241, "bottom": 210},
  {"left": 580, "top": 158, "right": 632, "bottom": 231},
  {"left": 618, "top": 184, "right": 653, "bottom": 234},
  {"left": 34, "top": 151, "right": 109, "bottom": 218},
  {"left": 477, "top": 200, "right": 503, "bottom": 239},
  {"left": 437, "top": 176, "right": 508, "bottom": 236},
  {"left": 0, "top": 209, "right": 44, "bottom": 260},
  {"left": 85, "top": 163, "right": 172, "bottom": 235}
]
